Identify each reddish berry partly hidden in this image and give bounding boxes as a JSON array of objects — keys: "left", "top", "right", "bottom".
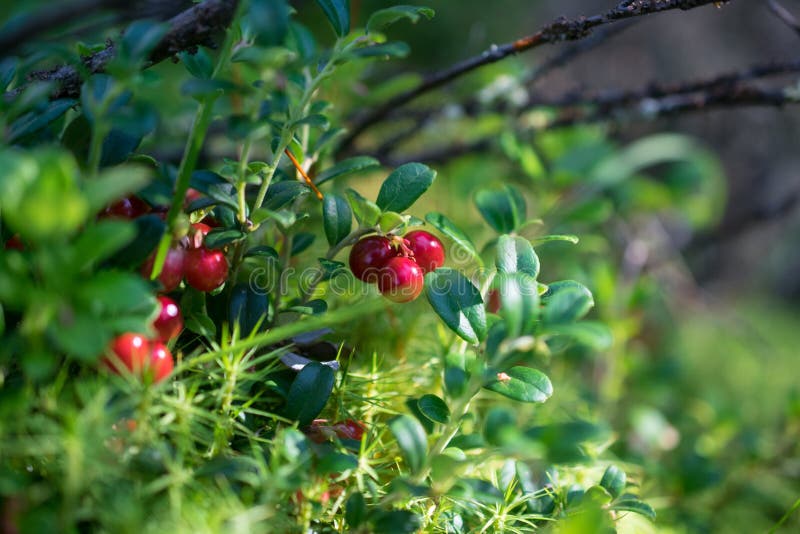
[
  {"left": 141, "top": 247, "right": 186, "bottom": 292},
  {"left": 349, "top": 235, "right": 397, "bottom": 283},
  {"left": 187, "top": 222, "right": 212, "bottom": 249},
  {"left": 104, "top": 333, "right": 151, "bottom": 376},
  {"left": 403, "top": 230, "right": 445, "bottom": 273},
  {"left": 184, "top": 247, "right": 228, "bottom": 292},
  {"left": 4, "top": 235, "right": 24, "bottom": 251},
  {"left": 487, "top": 289, "right": 502, "bottom": 314},
  {"left": 100, "top": 196, "right": 150, "bottom": 219},
  {"left": 332, "top": 419, "right": 366, "bottom": 441},
  {"left": 149, "top": 342, "right": 175, "bottom": 383},
  {"left": 377, "top": 256, "right": 424, "bottom": 303},
  {"left": 153, "top": 296, "right": 183, "bottom": 341}
]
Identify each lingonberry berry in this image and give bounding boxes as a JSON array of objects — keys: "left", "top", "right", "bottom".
[
  {"left": 184, "top": 247, "right": 228, "bottom": 292},
  {"left": 153, "top": 295, "right": 183, "bottom": 341},
  {"left": 141, "top": 247, "right": 185, "bottom": 292},
  {"left": 403, "top": 230, "right": 445, "bottom": 273},
  {"left": 332, "top": 419, "right": 366, "bottom": 441},
  {"left": 4, "top": 235, "right": 24, "bottom": 251},
  {"left": 148, "top": 342, "right": 174, "bottom": 383},
  {"left": 103, "top": 333, "right": 151, "bottom": 376},
  {"left": 100, "top": 196, "right": 150, "bottom": 219},
  {"left": 187, "top": 222, "right": 212, "bottom": 249},
  {"left": 349, "top": 235, "right": 397, "bottom": 283},
  {"left": 377, "top": 256, "right": 424, "bottom": 303}
]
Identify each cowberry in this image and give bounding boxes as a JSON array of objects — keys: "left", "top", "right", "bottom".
[
  {"left": 153, "top": 295, "right": 183, "bottom": 341},
  {"left": 149, "top": 342, "right": 174, "bottom": 383},
  {"left": 184, "top": 247, "right": 228, "bottom": 292},
  {"left": 141, "top": 247, "right": 185, "bottom": 292},
  {"left": 377, "top": 256, "right": 424, "bottom": 303},
  {"left": 4, "top": 235, "right": 24, "bottom": 251},
  {"left": 100, "top": 196, "right": 150, "bottom": 219},
  {"left": 332, "top": 419, "right": 366, "bottom": 441},
  {"left": 403, "top": 230, "right": 445, "bottom": 273},
  {"left": 187, "top": 222, "right": 212, "bottom": 249},
  {"left": 349, "top": 235, "right": 397, "bottom": 283},
  {"left": 103, "top": 333, "right": 151, "bottom": 376}
]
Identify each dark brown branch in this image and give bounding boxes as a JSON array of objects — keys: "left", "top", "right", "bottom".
[
  {"left": 22, "top": 0, "right": 238, "bottom": 100},
  {"left": 384, "top": 82, "right": 799, "bottom": 167},
  {"left": 337, "top": 0, "right": 733, "bottom": 154},
  {"left": 766, "top": 0, "right": 800, "bottom": 37}
]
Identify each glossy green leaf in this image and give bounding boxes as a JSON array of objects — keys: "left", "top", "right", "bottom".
[
  {"left": 543, "top": 321, "right": 612, "bottom": 350},
  {"left": 229, "top": 283, "right": 271, "bottom": 336},
  {"left": 323, "top": 193, "right": 352, "bottom": 246},
  {"left": 424, "top": 212, "right": 482, "bottom": 267},
  {"left": 315, "top": 0, "right": 350, "bottom": 36},
  {"left": 315, "top": 156, "right": 380, "bottom": 186},
  {"left": 417, "top": 394, "right": 450, "bottom": 424},
  {"left": 291, "top": 232, "right": 315, "bottom": 256},
  {"left": 610, "top": 496, "right": 656, "bottom": 519},
  {"left": 350, "top": 42, "right": 410, "bottom": 59},
  {"left": 474, "top": 185, "right": 526, "bottom": 233},
  {"left": 424, "top": 268, "right": 486, "bottom": 345},
  {"left": 496, "top": 235, "right": 540, "bottom": 280},
  {"left": 179, "top": 47, "right": 213, "bottom": 79},
  {"left": 71, "top": 220, "right": 136, "bottom": 271},
  {"left": 600, "top": 465, "right": 626, "bottom": 499},
  {"left": 345, "top": 493, "right": 366, "bottom": 528},
  {"left": 262, "top": 181, "right": 310, "bottom": 211},
  {"left": 291, "top": 114, "right": 329, "bottom": 129},
  {"left": 376, "top": 163, "right": 436, "bottom": 212},
  {"left": 484, "top": 366, "right": 552, "bottom": 403},
  {"left": 345, "top": 188, "right": 380, "bottom": 226},
  {"left": 483, "top": 407, "right": 518, "bottom": 446},
  {"left": 244, "top": 246, "right": 279, "bottom": 260},
  {"left": 7, "top": 99, "right": 75, "bottom": 144},
  {"left": 285, "top": 362, "right": 336, "bottom": 426},
  {"left": 106, "top": 215, "right": 166, "bottom": 269},
  {"left": 389, "top": 415, "right": 427, "bottom": 473},
  {"left": 543, "top": 286, "right": 594, "bottom": 325},
  {"left": 245, "top": 0, "right": 290, "bottom": 46},
  {"left": 205, "top": 228, "right": 246, "bottom": 249},
  {"left": 493, "top": 272, "right": 539, "bottom": 337},
  {"left": 366, "top": 6, "right": 435, "bottom": 33}
]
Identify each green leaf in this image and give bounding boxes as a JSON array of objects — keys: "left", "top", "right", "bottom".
[
  {"left": 345, "top": 188, "right": 380, "bottom": 226},
  {"left": 375, "top": 163, "right": 436, "bottom": 212},
  {"left": 492, "top": 272, "right": 539, "bottom": 337},
  {"left": 7, "top": 99, "right": 76, "bottom": 144},
  {"left": 610, "top": 496, "right": 656, "bottom": 519},
  {"left": 315, "top": 0, "right": 350, "bottom": 36},
  {"left": 204, "top": 228, "right": 246, "bottom": 249},
  {"left": 245, "top": 0, "right": 290, "bottom": 46},
  {"left": 366, "top": 6, "right": 435, "bottom": 33},
  {"left": 543, "top": 321, "right": 612, "bottom": 350},
  {"left": 417, "top": 394, "right": 450, "bottom": 424},
  {"left": 425, "top": 268, "right": 487, "bottom": 344},
  {"left": 262, "top": 181, "right": 310, "bottom": 211},
  {"left": 474, "top": 185, "right": 526, "bottom": 233},
  {"left": 371, "top": 510, "right": 421, "bottom": 534},
  {"left": 71, "top": 220, "right": 136, "bottom": 271},
  {"left": 484, "top": 366, "right": 552, "bottom": 403},
  {"left": 389, "top": 415, "right": 427, "bottom": 473},
  {"left": 229, "top": 283, "right": 271, "bottom": 336},
  {"left": 106, "top": 215, "right": 166, "bottom": 269},
  {"left": 291, "top": 232, "right": 315, "bottom": 256},
  {"left": 119, "top": 20, "right": 168, "bottom": 63},
  {"left": 483, "top": 407, "right": 518, "bottom": 446},
  {"left": 543, "top": 286, "right": 594, "bottom": 325},
  {"left": 76, "top": 271, "right": 157, "bottom": 316},
  {"left": 50, "top": 313, "right": 112, "bottom": 362},
  {"left": 345, "top": 493, "right": 367, "bottom": 528},
  {"left": 244, "top": 246, "right": 279, "bottom": 260},
  {"left": 530, "top": 234, "right": 580, "bottom": 245},
  {"left": 444, "top": 352, "right": 469, "bottom": 398},
  {"left": 84, "top": 164, "right": 152, "bottom": 213},
  {"left": 600, "top": 465, "right": 626, "bottom": 499},
  {"left": 179, "top": 48, "right": 213, "bottom": 79},
  {"left": 495, "top": 235, "right": 540, "bottom": 279},
  {"left": 316, "top": 452, "right": 358, "bottom": 475},
  {"left": 315, "top": 156, "right": 380, "bottom": 186},
  {"left": 323, "top": 193, "right": 352, "bottom": 246},
  {"left": 291, "top": 114, "right": 329, "bottom": 129},
  {"left": 285, "top": 362, "right": 336, "bottom": 426},
  {"left": 424, "top": 212, "right": 482, "bottom": 267},
  {"left": 350, "top": 42, "right": 410, "bottom": 59}
]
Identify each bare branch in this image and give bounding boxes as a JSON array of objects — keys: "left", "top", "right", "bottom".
[
  {"left": 766, "top": 0, "right": 800, "bottom": 37},
  {"left": 19, "top": 0, "right": 238, "bottom": 100},
  {"left": 337, "top": 0, "right": 733, "bottom": 154}
]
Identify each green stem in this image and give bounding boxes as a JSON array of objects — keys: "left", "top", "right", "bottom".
[
  {"left": 769, "top": 496, "right": 800, "bottom": 534},
  {"left": 300, "top": 226, "right": 375, "bottom": 303}
]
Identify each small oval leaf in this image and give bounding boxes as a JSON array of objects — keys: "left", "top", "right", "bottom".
[
  {"left": 389, "top": 414, "right": 428, "bottom": 473},
  {"left": 323, "top": 193, "right": 352, "bottom": 247},
  {"left": 496, "top": 235, "right": 540, "bottom": 279},
  {"left": 417, "top": 394, "right": 450, "bottom": 424},
  {"left": 376, "top": 163, "right": 436, "bottom": 213},
  {"left": 285, "top": 362, "right": 336, "bottom": 426},
  {"left": 424, "top": 212, "right": 482, "bottom": 267},
  {"left": 474, "top": 185, "right": 526, "bottom": 234},
  {"left": 424, "top": 268, "right": 487, "bottom": 345},
  {"left": 484, "top": 366, "right": 553, "bottom": 403}
]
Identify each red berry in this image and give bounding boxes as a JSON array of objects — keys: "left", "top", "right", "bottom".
[
  {"left": 153, "top": 295, "right": 183, "bottom": 341},
  {"left": 349, "top": 236, "right": 397, "bottom": 283},
  {"left": 141, "top": 247, "right": 185, "bottom": 292},
  {"left": 184, "top": 188, "right": 204, "bottom": 207},
  {"left": 100, "top": 196, "right": 150, "bottom": 219},
  {"left": 333, "top": 419, "right": 366, "bottom": 441},
  {"left": 184, "top": 247, "right": 228, "bottom": 292},
  {"left": 404, "top": 230, "right": 445, "bottom": 273},
  {"left": 104, "top": 333, "right": 151, "bottom": 376},
  {"left": 377, "top": 257, "right": 424, "bottom": 303},
  {"left": 149, "top": 342, "right": 174, "bottom": 383},
  {"left": 4, "top": 235, "right": 24, "bottom": 251},
  {"left": 487, "top": 289, "right": 501, "bottom": 313}
]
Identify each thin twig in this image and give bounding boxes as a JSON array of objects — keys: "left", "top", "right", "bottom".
[
  {"left": 337, "top": 0, "right": 733, "bottom": 154},
  {"left": 14, "top": 0, "right": 238, "bottom": 100},
  {"left": 766, "top": 0, "right": 800, "bottom": 37}
]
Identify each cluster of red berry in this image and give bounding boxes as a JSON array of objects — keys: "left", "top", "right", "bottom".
[
  {"left": 348, "top": 230, "right": 445, "bottom": 303},
  {"left": 98, "top": 191, "right": 226, "bottom": 383}
]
